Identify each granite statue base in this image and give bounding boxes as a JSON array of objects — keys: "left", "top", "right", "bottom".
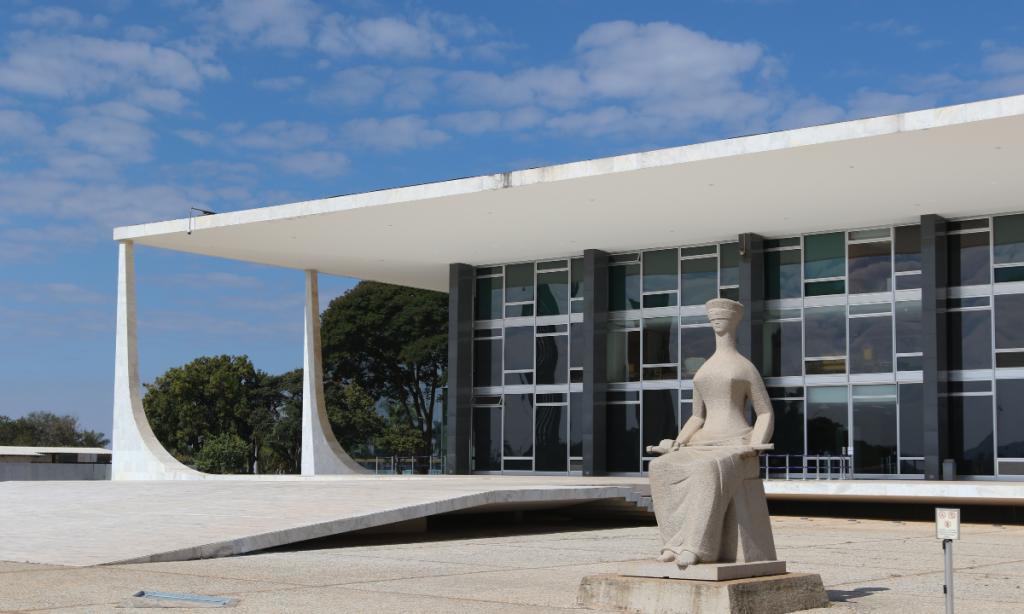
[
  {"left": 577, "top": 573, "right": 829, "bottom": 614},
  {"left": 619, "top": 560, "right": 787, "bottom": 581}
]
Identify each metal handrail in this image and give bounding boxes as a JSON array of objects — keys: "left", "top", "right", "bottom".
[
  {"left": 368, "top": 456, "right": 444, "bottom": 475},
  {"left": 760, "top": 454, "right": 853, "bottom": 480}
]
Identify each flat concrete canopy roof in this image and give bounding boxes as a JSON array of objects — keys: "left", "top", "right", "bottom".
[{"left": 115, "top": 95, "right": 1024, "bottom": 293}]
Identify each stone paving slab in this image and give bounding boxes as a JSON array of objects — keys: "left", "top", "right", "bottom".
[{"left": 0, "top": 477, "right": 645, "bottom": 567}]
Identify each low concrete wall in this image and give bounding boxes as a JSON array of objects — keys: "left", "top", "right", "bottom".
[{"left": 0, "top": 463, "right": 111, "bottom": 481}]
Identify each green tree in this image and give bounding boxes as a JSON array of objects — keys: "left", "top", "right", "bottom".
[
  {"left": 321, "top": 281, "right": 448, "bottom": 459},
  {"left": 325, "top": 380, "right": 386, "bottom": 458},
  {"left": 194, "top": 433, "right": 250, "bottom": 474},
  {"left": 0, "top": 412, "right": 109, "bottom": 448}
]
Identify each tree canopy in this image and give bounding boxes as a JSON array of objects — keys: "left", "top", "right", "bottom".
[{"left": 0, "top": 412, "right": 109, "bottom": 448}]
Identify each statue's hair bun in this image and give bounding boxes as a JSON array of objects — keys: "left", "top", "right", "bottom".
[{"left": 705, "top": 298, "right": 744, "bottom": 320}]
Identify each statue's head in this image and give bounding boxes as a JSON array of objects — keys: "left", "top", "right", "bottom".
[{"left": 706, "top": 298, "right": 744, "bottom": 334}]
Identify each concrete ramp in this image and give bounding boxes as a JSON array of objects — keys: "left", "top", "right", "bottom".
[{"left": 0, "top": 476, "right": 648, "bottom": 567}]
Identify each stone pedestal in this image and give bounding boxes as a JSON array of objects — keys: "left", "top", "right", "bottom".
[
  {"left": 620, "top": 560, "right": 787, "bottom": 582},
  {"left": 577, "top": 573, "right": 829, "bottom": 614}
]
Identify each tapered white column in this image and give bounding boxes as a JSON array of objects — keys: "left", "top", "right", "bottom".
[
  {"left": 112, "top": 240, "right": 201, "bottom": 480},
  {"left": 301, "top": 270, "right": 369, "bottom": 475}
]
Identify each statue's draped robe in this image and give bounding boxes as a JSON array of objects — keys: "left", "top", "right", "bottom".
[{"left": 648, "top": 427, "right": 758, "bottom": 563}]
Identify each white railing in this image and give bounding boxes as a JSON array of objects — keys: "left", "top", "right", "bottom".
[{"left": 760, "top": 454, "right": 853, "bottom": 480}]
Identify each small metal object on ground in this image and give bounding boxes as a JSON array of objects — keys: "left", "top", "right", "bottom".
[{"left": 116, "top": 591, "right": 239, "bottom": 608}]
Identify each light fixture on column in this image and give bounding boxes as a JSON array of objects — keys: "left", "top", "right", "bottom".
[{"left": 187, "top": 207, "right": 216, "bottom": 235}]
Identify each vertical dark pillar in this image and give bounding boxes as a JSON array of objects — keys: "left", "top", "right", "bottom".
[
  {"left": 921, "top": 215, "right": 948, "bottom": 481},
  {"left": 583, "top": 249, "right": 609, "bottom": 476},
  {"left": 447, "top": 263, "right": 473, "bottom": 475},
  {"left": 738, "top": 233, "right": 765, "bottom": 369}
]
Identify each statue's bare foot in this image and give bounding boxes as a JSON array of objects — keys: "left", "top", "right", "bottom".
[
  {"left": 656, "top": 551, "right": 676, "bottom": 563},
  {"left": 675, "top": 551, "right": 698, "bottom": 569}
]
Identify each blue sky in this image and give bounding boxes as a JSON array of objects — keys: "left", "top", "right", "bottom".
[{"left": 1, "top": 1, "right": 1023, "bottom": 440}]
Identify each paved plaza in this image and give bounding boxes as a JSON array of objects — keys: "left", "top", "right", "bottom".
[{"left": 1, "top": 516, "right": 1022, "bottom": 613}]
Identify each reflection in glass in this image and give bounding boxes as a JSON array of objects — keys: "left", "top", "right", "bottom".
[
  {"left": 848, "top": 241, "right": 892, "bottom": 294},
  {"left": 948, "top": 310, "right": 993, "bottom": 370},
  {"left": 643, "top": 390, "right": 679, "bottom": 453},
  {"left": 763, "top": 321, "right": 802, "bottom": 377},
  {"left": 607, "top": 330, "right": 641, "bottom": 383},
  {"left": 537, "top": 271, "right": 568, "bottom": 316},
  {"left": 643, "top": 249, "right": 678, "bottom": 292},
  {"left": 996, "top": 352, "right": 1024, "bottom": 368},
  {"left": 853, "top": 396, "right": 898, "bottom": 474},
  {"left": 995, "top": 266, "right": 1024, "bottom": 284},
  {"left": 805, "top": 280, "right": 845, "bottom": 296},
  {"left": 894, "top": 225, "right": 922, "bottom": 272},
  {"left": 719, "top": 287, "right": 740, "bottom": 301},
  {"left": 535, "top": 405, "right": 567, "bottom": 472},
  {"left": 994, "top": 214, "right": 1024, "bottom": 264},
  {"left": 995, "top": 294, "right": 1024, "bottom": 349},
  {"left": 505, "top": 304, "right": 534, "bottom": 318},
  {"left": 606, "top": 404, "right": 640, "bottom": 473},
  {"left": 569, "top": 393, "right": 583, "bottom": 457},
  {"left": 805, "top": 232, "right": 845, "bottom": 280},
  {"left": 720, "top": 242, "right": 739, "bottom": 287},
  {"left": 765, "top": 249, "right": 801, "bottom": 299},
  {"left": 996, "top": 380, "right": 1024, "bottom": 458},
  {"left": 571, "top": 258, "right": 584, "bottom": 298},
  {"left": 473, "top": 339, "right": 502, "bottom": 387},
  {"left": 895, "top": 273, "right": 921, "bottom": 290},
  {"left": 950, "top": 395, "right": 994, "bottom": 476},
  {"left": 805, "top": 305, "right": 846, "bottom": 357},
  {"left": 680, "top": 257, "right": 718, "bottom": 306},
  {"left": 895, "top": 301, "right": 922, "bottom": 354},
  {"left": 570, "top": 323, "right": 583, "bottom": 369},
  {"left": 504, "top": 326, "right": 534, "bottom": 371},
  {"left": 643, "top": 293, "right": 677, "bottom": 308},
  {"left": 536, "top": 335, "right": 568, "bottom": 385},
  {"left": 471, "top": 407, "right": 502, "bottom": 471},
  {"left": 504, "top": 372, "right": 533, "bottom": 385},
  {"left": 680, "top": 400, "right": 693, "bottom": 425},
  {"left": 771, "top": 399, "right": 804, "bottom": 456},
  {"left": 505, "top": 263, "right": 534, "bottom": 303},
  {"left": 475, "top": 277, "right": 503, "bottom": 320},
  {"left": 897, "top": 356, "right": 923, "bottom": 371},
  {"left": 609, "top": 264, "right": 641, "bottom": 311},
  {"left": 643, "top": 366, "right": 678, "bottom": 380},
  {"left": 899, "top": 383, "right": 924, "bottom": 457},
  {"left": 849, "top": 315, "right": 893, "bottom": 374},
  {"left": 805, "top": 358, "right": 846, "bottom": 375},
  {"left": 503, "top": 394, "right": 534, "bottom": 458},
  {"left": 948, "top": 232, "right": 991, "bottom": 287},
  {"left": 807, "top": 386, "right": 849, "bottom": 456},
  {"left": 643, "top": 317, "right": 678, "bottom": 365},
  {"left": 680, "top": 326, "right": 716, "bottom": 379}
]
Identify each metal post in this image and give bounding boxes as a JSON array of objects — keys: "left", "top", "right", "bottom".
[{"left": 943, "top": 539, "right": 954, "bottom": 613}]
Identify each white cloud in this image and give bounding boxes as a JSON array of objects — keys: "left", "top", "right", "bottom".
[
  {"left": 316, "top": 13, "right": 451, "bottom": 59},
  {"left": 436, "top": 107, "right": 545, "bottom": 135},
  {"left": 447, "top": 66, "right": 587, "bottom": 110},
  {"left": 57, "top": 114, "right": 155, "bottom": 160},
  {"left": 869, "top": 19, "right": 920, "bottom": 36},
  {"left": 0, "top": 110, "right": 48, "bottom": 141},
  {"left": 845, "top": 88, "right": 940, "bottom": 120},
  {"left": 218, "top": 0, "right": 320, "bottom": 48},
  {"left": 254, "top": 75, "right": 305, "bottom": 90},
  {"left": 175, "top": 129, "right": 214, "bottom": 146},
  {"left": 13, "top": 7, "right": 84, "bottom": 29},
  {"left": 4, "top": 282, "right": 111, "bottom": 305},
  {"left": 129, "top": 86, "right": 192, "bottom": 112},
  {"left": 774, "top": 96, "right": 845, "bottom": 130},
  {"left": 310, "top": 66, "right": 390, "bottom": 105},
  {"left": 982, "top": 45, "right": 1024, "bottom": 75},
  {"left": 343, "top": 115, "right": 449, "bottom": 151},
  {"left": 230, "top": 120, "right": 329, "bottom": 150},
  {"left": 276, "top": 151, "right": 349, "bottom": 178}
]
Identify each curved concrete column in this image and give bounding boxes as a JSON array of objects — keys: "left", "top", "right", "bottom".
[
  {"left": 301, "top": 270, "right": 370, "bottom": 475},
  {"left": 112, "top": 241, "right": 202, "bottom": 480}
]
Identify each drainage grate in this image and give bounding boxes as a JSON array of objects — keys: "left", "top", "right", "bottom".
[{"left": 132, "top": 591, "right": 235, "bottom": 606}]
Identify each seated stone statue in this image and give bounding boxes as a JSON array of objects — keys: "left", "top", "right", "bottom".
[{"left": 647, "top": 298, "right": 777, "bottom": 569}]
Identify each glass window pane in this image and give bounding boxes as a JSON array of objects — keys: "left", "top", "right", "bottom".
[
  {"left": 949, "top": 219, "right": 988, "bottom": 231},
  {"left": 607, "top": 330, "right": 640, "bottom": 383},
  {"left": 680, "top": 326, "right": 716, "bottom": 379},
  {"left": 805, "top": 280, "right": 845, "bottom": 296},
  {"left": 569, "top": 392, "right": 583, "bottom": 457},
  {"left": 899, "top": 383, "right": 924, "bottom": 457},
  {"left": 897, "top": 355, "right": 923, "bottom": 371},
  {"left": 570, "top": 258, "right": 584, "bottom": 298},
  {"left": 948, "top": 232, "right": 991, "bottom": 287},
  {"left": 537, "top": 270, "right": 568, "bottom": 316},
  {"left": 535, "top": 405, "right": 567, "bottom": 471},
  {"left": 719, "top": 287, "right": 740, "bottom": 301},
  {"left": 475, "top": 277, "right": 503, "bottom": 320},
  {"left": 804, "top": 305, "right": 846, "bottom": 358},
  {"left": 849, "top": 315, "right": 893, "bottom": 374},
  {"left": 505, "top": 263, "right": 534, "bottom": 303},
  {"left": 680, "top": 245, "right": 716, "bottom": 257},
  {"left": 950, "top": 395, "right": 994, "bottom": 475},
  {"left": 643, "top": 249, "right": 678, "bottom": 292},
  {"left": 849, "top": 303, "right": 891, "bottom": 316},
  {"left": 643, "top": 293, "right": 677, "bottom": 308},
  {"left": 853, "top": 398, "right": 898, "bottom": 474},
  {"left": 570, "top": 323, "right": 583, "bottom": 369},
  {"left": 765, "top": 249, "right": 802, "bottom": 299},
  {"left": 994, "top": 214, "right": 1024, "bottom": 264},
  {"left": 609, "top": 264, "right": 641, "bottom": 311},
  {"left": 850, "top": 228, "right": 890, "bottom": 241},
  {"left": 807, "top": 386, "right": 849, "bottom": 456},
  {"left": 504, "top": 326, "right": 534, "bottom": 371},
  {"left": 765, "top": 237, "right": 800, "bottom": 249},
  {"left": 642, "top": 390, "right": 679, "bottom": 453},
  {"left": 763, "top": 321, "right": 802, "bottom": 377},
  {"left": 536, "top": 335, "right": 568, "bottom": 385},
  {"left": 503, "top": 393, "right": 534, "bottom": 458},
  {"left": 473, "top": 339, "right": 502, "bottom": 387},
  {"left": 804, "top": 232, "right": 845, "bottom": 280},
  {"left": 719, "top": 242, "right": 739, "bottom": 287},
  {"left": 472, "top": 407, "right": 502, "bottom": 471},
  {"left": 476, "top": 266, "right": 501, "bottom": 276},
  {"left": 896, "top": 273, "right": 921, "bottom": 290},
  {"left": 538, "top": 260, "right": 567, "bottom": 270},
  {"left": 505, "top": 304, "right": 534, "bottom": 318},
  {"left": 995, "top": 294, "right": 1024, "bottom": 349},
  {"left": 848, "top": 241, "right": 892, "bottom": 294},
  {"left": 771, "top": 399, "right": 804, "bottom": 456},
  {"left": 895, "top": 300, "right": 922, "bottom": 354},
  {"left": 606, "top": 404, "right": 640, "bottom": 473},
  {"left": 643, "top": 317, "right": 678, "bottom": 365},
  {"left": 505, "top": 372, "right": 533, "bottom": 386},
  {"left": 609, "top": 253, "right": 640, "bottom": 263},
  {"left": 948, "top": 310, "right": 993, "bottom": 370},
  {"left": 680, "top": 257, "right": 718, "bottom": 306},
  {"left": 894, "top": 225, "right": 921, "bottom": 272},
  {"left": 996, "top": 380, "right": 1024, "bottom": 458}
]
